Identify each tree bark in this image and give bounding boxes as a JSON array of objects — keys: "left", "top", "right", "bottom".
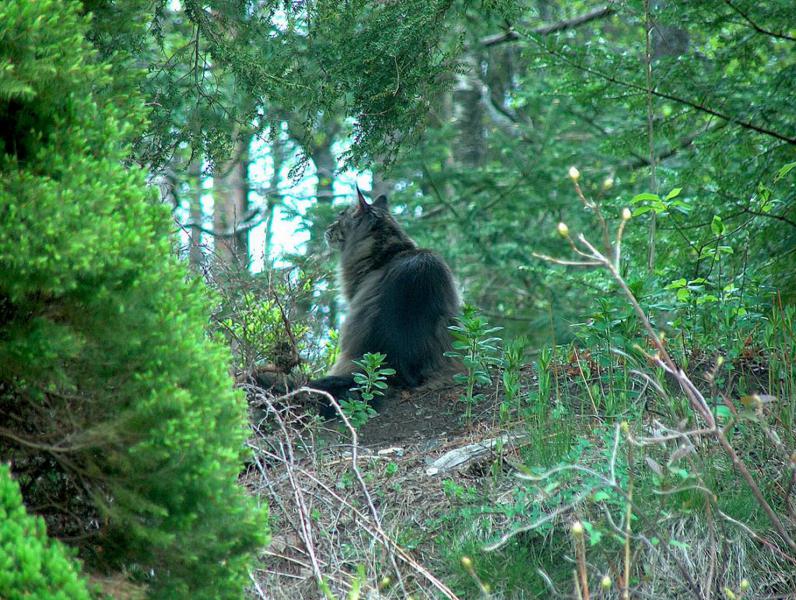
[
  {"left": 452, "top": 53, "right": 485, "bottom": 168},
  {"left": 213, "top": 135, "right": 251, "bottom": 268},
  {"left": 263, "top": 136, "right": 284, "bottom": 262},
  {"left": 188, "top": 157, "right": 204, "bottom": 268},
  {"left": 312, "top": 143, "right": 336, "bottom": 206},
  {"left": 371, "top": 167, "right": 394, "bottom": 200},
  {"left": 651, "top": 0, "right": 689, "bottom": 59}
]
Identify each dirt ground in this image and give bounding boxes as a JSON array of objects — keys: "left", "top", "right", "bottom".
[
  {"left": 357, "top": 383, "right": 480, "bottom": 448},
  {"left": 244, "top": 378, "right": 513, "bottom": 599}
]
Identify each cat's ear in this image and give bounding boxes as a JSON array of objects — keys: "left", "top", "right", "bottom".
[
  {"left": 355, "top": 185, "right": 370, "bottom": 214},
  {"left": 373, "top": 195, "right": 388, "bottom": 210}
]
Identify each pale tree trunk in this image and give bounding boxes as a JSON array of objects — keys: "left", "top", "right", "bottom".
[
  {"left": 301, "top": 122, "right": 340, "bottom": 328},
  {"left": 485, "top": 41, "right": 516, "bottom": 120},
  {"left": 188, "top": 157, "right": 204, "bottom": 269},
  {"left": 651, "top": 0, "right": 689, "bottom": 59},
  {"left": 371, "top": 167, "right": 394, "bottom": 199},
  {"left": 263, "top": 136, "right": 284, "bottom": 262},
  {"left": 312, "top": 143, "right": 336, "bottom": 206},
  {"left": 282, "top": 115, "right": 341, "bottom": 329},
  {"left": 645, "top": 0, "right": 689, "bottom": 271},
  {"left": 452, "top": 52, "right": 485, "bottom": 168},
  {"left": 213, "top": 135, "right": 251, "bottom": 268},
  {"left": 307, "top": 137, "right": 337, "bottom": 257},
  {"left": 288, "top": 116, "right": 340, "bottom": 233}
]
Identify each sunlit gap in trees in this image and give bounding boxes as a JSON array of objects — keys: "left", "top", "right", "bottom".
[
  {"left": 246, "top": 134, "right": 373, "bottom": 273},
  {"left": 175, "top": 134, "right": 374, "bottom": 273}
]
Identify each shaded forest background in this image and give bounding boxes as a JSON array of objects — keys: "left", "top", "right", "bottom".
[
  {"left": 1, "top": 0, "right": 795, "bottom": 598},
  {"left": 91, "top": 0, "right": 795, "bottom": 353}
]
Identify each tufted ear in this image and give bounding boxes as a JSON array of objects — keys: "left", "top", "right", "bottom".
[
  {"left": 373, "top": 194, "right": 388, "bottom": 210},
  {"left": 354, "top": 185, "right": 370, "bottom": 214}
]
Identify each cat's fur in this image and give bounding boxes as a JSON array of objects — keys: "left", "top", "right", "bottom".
[{"left": 308, "top": 188, "right": 459, "bottom": 416}]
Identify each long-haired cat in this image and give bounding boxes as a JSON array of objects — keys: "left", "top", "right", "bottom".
[{"left": 308, "top": 188, "right": 460, "bottom": 416}]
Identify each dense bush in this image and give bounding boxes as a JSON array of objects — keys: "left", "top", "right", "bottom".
[
  {"left": 0, "top": 465, "right": 91, "bottom": 600},
  {"left": 0, "top": 0, "right": 266, "bottom": 597}
]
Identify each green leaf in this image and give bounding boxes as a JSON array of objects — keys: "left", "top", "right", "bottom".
[
  {"left": 631, "top": 192, "right": 661, "bottom": 204},
  {"left": 710, "top": 215, "right": 725, "bottom": 237},
  {"left": 774, "top": 161, "right": 796, "bottom": 182},
  {"left": 588, "top": 529, "right": 603, "bottom": 546},
  {"left": 713, "top": 405, "right": 732, "bottom": 420},
  {"left": 665, "top": 278, "right": 687, "bottom": 290},
  {"left": 665, "top": 187, "right": 682, "bottom": 200}
]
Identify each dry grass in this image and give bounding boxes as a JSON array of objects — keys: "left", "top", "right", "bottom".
[{"left": 242, "top": 384, "right": 523, "bottom": 599}]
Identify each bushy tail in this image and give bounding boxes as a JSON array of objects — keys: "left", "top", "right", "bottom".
[
  {"left": 306, "top": 375, "right": 357, "bottom": 418},
  {"left": 251, "top": 371, "right": 357, "bottom": 419}
]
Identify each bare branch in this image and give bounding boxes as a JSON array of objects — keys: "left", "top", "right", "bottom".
[
  {"left": 537, "top": 191, "right": 796, "bottom": 551},
  {"left": 179, "top": 207, "right": 264, "bottom": 238},
  {"left": 724, "top": 0, "right": 796, "bottom": 42},
  {"left": 529, "top": 40, "right": 796, "bottom": 145},
  {"left": 481, "top": 6, "right": 616, "bottom": 47}
]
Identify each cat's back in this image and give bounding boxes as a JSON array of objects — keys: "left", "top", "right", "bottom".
[
  {"left": 355, "top": 247, "right": 458, "bottom": 386},
  {"left": 380, "top": 248, "right": 458, "bottom": 316}
]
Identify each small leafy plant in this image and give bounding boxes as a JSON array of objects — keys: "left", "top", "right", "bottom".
[
  {"left": 446, "top": 305, "right": 503, "bottom": 422},
  {"left": 500, "top": 337, "right": 526, "bottom": 420},
  {"left": 344, "top": 352, "right": 396, "bottom": 428}
]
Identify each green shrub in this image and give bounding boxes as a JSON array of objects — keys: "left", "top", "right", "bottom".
[
  {"left": 0, "top": 464, "right": 91, "bottom": 600},
  {"left": 0, "top": 0, "right": 266, "bottom": 597}
]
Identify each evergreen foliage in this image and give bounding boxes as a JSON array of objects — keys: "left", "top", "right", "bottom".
[
  {"left": 376, "top": 0, "right": 796, "bottom": 343},
  {"left": 0, "top": 0, "right": 266, "bottom": 596},
  {"left": 0, "top": 465, "right": 91, "bottom": 600},
  {"left": 3, "top": 0, "right": 791, "bottom": 595}
]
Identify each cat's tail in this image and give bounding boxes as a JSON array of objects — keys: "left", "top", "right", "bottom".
[
  {"left": 305, "top": 375, "right": 358, "bottom": 419},
  {"left": 250, "top": 371, "right": 359, "bottom": 419}
]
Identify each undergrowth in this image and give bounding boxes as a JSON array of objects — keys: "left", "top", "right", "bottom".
[{"left": 233, "top": 172, "right": 795, "bottom": 599}]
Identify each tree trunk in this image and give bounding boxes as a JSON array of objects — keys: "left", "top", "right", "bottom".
[
  {"left": 263, "top": 136, "right": 284, "bottom": 262},
  {"left": 213, "top": 135, "right": 251, "bottom": 268},
  {"left": 452, "top": 53, "right": 485, "bottom": 168},
  {"left": 312, "top": 143, "right": 336, "bottom": 206},
  {"left": 651, "top": 0, "right": 689, "bottom": 59},
  {"left": 188, "top": 157, "right": 204, "bottom": 269},
  {"left": 371, "top": 168, "right": 394, "bottom": 200}
]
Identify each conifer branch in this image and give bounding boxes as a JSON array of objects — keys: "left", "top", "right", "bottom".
[
  {"left": 531, "top": 40, "right": 796, "bottom": 145},
  {"left": 723, "top": 0, "right": 796, "bottom": 42},
  {"left": 481, "top": 5, "right": 616, "bottom": 47}
]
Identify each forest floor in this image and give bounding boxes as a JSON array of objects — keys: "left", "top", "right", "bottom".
[
  {"left": 357, "top": 382, "right": 488, "bottom": 447},
  {"left": 244, "top": 375, "right": 517, "bottom": 599},
  {"left": 243, "top": 357, "right": 793, "bottom": 600}
]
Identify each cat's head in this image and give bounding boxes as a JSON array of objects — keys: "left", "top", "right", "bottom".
[{"left": 325, "top": 187, "right": 391, "bottom": 249}]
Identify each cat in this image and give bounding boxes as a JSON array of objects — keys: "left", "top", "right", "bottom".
[{"left": 307, "top": 187, "right": 460, "bottom": 417}]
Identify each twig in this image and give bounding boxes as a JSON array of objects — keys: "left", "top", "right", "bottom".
[
  {"left": 481, "top": 6, "right": 616, "bottom": 47},
  {"left": 253, "top": 438, "right": 461, "bottom": 599},
  {"left": 643, "top": 0, "right": 658, "bottom": 272},
  {"left": 540, "top": 184, "right": 796, "bottom": 551},
  {"left": 723, "top": 0, "right": 796, "bottom": 42},
  {"left": 252, "top": 392, "right": 326, "bottom": 588},
  {"left": 622, "top": 427, "right": 633, "bottom": 600},
  {"left": 248, "top": 571, "right": 267, "bottom": 599},
  {"left": 298, "top": 386, "right": 409, "bottom": 597},
  {"left": 527, "top": 39, "right": 796, "bottom": 145}
]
